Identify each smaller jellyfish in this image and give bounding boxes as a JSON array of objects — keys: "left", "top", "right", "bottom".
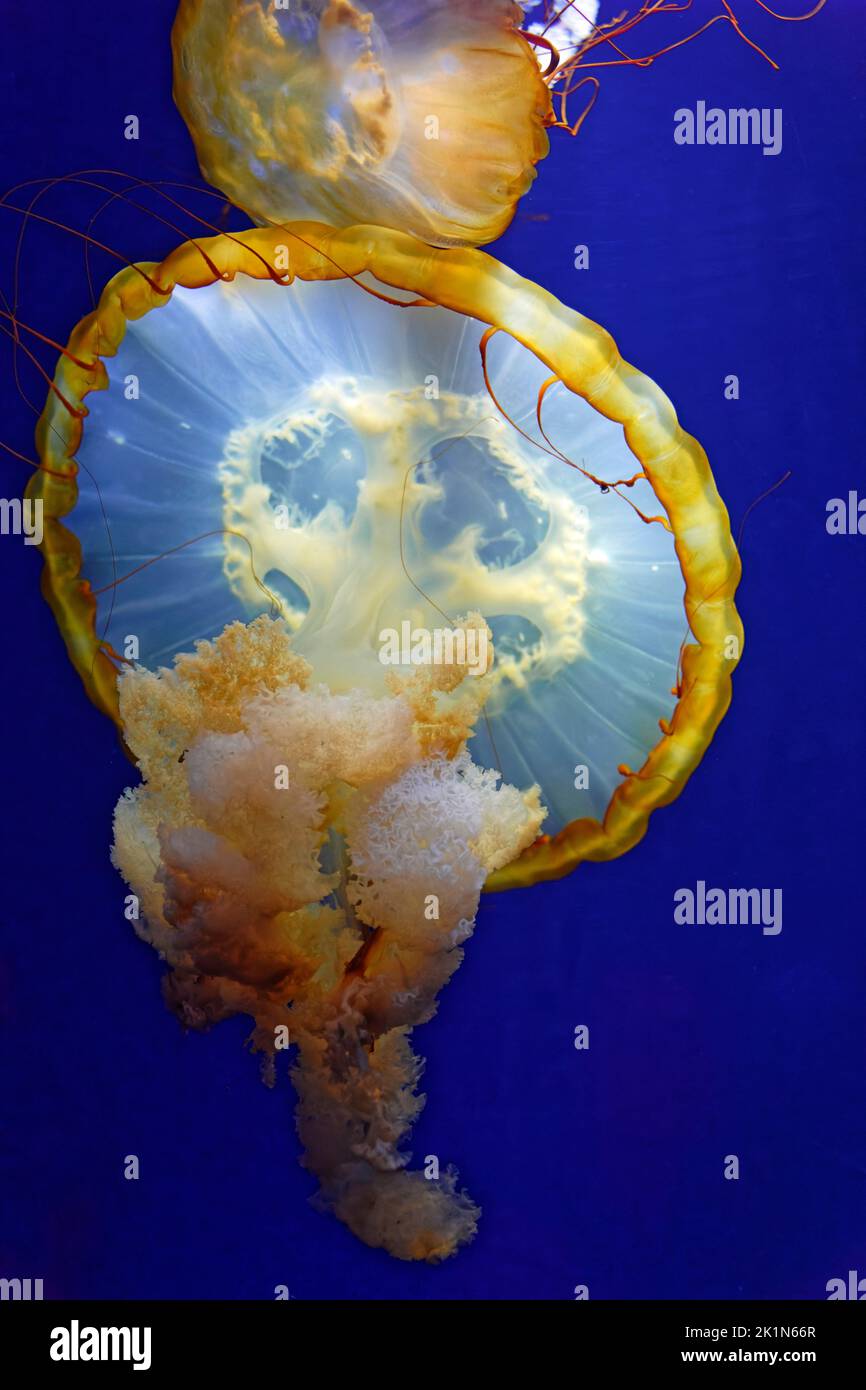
[
  {"left": 29, "top": 222, "right": 741, "bottom": 1258},
  {"left": 170, "top": 1, "right": 822, "bottom": 249},
  {"left": 171, "top": 0, "right": 554, "bottom": 246}
]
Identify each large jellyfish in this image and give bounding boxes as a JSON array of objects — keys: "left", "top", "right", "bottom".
[
  {"left": 170, "top": 0, "right": 592, "bottom": 247},
  {"left": 29, "top": 222, "right": 740, "bottom": 1259}
]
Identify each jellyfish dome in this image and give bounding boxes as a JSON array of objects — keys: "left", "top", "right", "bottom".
[
  {"left": 172, "top": 0, "right": 553, "bottom": 247},
  {"left": 31, "top": 223, "right": 741, "bottom": 1259}
]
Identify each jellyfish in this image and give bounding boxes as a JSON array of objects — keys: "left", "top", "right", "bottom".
[
  {"left": 28, "top": 221, "right": 741, "bottom": 1259},
  {"left": 171, "top": 0, "right": 557, "bottom": 248},
  {"left": 170, "top": 1, "right": 824, "bottom": 250}
]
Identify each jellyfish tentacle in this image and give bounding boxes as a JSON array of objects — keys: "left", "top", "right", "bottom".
[
  {"left": 0, "top": 199, "right": 170, "bottom": 296},
  {"left": 1, "top": 169, "right": 293, "bottom": 299},
  {"left": 91, "top": 526, "right": 287, "bottom": 621},
  {"left": 519, "top": 29, "right": 562, "bottom": 78},
  {"left": 0, "top": 308, "right": 94, "bottom": 372},
  {"left": 0, "top": 318, "right": 85, "bottom": 421},
  {"left": 481, "top": 330, "right": 669, "bottom": 531},
  {"left": 752, "top": 0, "right": 827, "bottom": 16},
  {"left": 549, "top": 74, "right": 600, "bottom": 137},
  {"left": 545, "top": 0, "right": 827, "bottom": 91}
]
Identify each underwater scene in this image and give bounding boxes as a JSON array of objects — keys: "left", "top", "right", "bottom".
[{"left": 0, "top": 0, "right": 863, "bottom": 1333}]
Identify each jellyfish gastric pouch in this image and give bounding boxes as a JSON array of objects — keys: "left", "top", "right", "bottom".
[{"left": 30, "top": 223, "right": 741, "bottom": 1261}]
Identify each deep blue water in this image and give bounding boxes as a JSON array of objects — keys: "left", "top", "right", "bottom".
[{"left": 0, "top": 2, "right": 863, "bottom": 1300}]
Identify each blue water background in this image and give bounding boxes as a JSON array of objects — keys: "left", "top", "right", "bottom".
[{"left": 0, "top": 2, "right": 863, "bottom": 1299}]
